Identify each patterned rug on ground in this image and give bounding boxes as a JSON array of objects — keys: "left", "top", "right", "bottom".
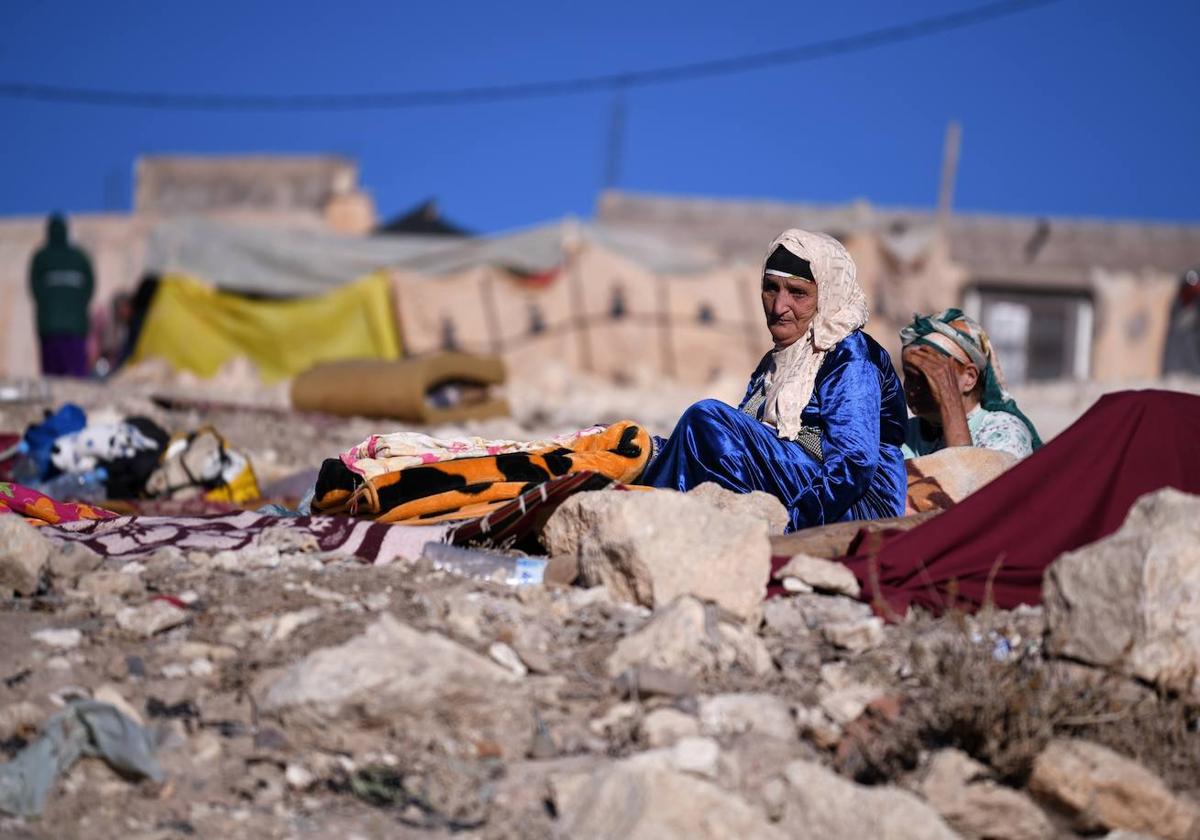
[{"left": 28, "top": 471, "right": 617, "bottom": 565}]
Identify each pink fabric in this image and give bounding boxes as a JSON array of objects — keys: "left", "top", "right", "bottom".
[{"left": 0, "top": 481, "right": 118, "bottom": 526}]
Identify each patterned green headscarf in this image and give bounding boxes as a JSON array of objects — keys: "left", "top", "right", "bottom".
[{"left": 901, "top": 308, "right": 1042, "bottom": 450}]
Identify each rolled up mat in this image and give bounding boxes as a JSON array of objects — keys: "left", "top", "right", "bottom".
[{"left": 290, "top": 352, "right": 509, "bottom": 423}]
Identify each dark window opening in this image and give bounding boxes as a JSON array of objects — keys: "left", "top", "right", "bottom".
[
  {"left": 528, "top": 303, "right": 546, "bottom": 335},
  {"left": 610, "top": 286, "right": 627, "bottom": 320},
  {"left": 966, "top": 285, "right": 1093, "bottom": 383},
  {"left": 440, "top": 317, "right": 458, "bottom": 351}
]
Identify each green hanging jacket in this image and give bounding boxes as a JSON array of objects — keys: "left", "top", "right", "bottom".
[{"left": 28, "top": 216, "right": 94, "bottom": 336}]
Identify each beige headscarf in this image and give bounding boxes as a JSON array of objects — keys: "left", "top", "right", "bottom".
[{"left": 760, "top": 229, "right": 869, "bottom": 440}]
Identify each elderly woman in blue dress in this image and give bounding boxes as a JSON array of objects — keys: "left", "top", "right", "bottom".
[{"left": 640, "top": 229, "right": 908, "bottom": 532}]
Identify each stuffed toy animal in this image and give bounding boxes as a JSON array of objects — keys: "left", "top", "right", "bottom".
[{"left": 50, "top": 420, "right": 166, "bottom": 475}]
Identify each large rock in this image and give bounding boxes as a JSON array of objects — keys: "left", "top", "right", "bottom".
[
  {"left": 1028, "top": 738, "right": 1200, "bottom": 840},
  {"left": 549, "top": 751, "right": 787, "bottom": 839},
  {"left": 78, "top": 569, "right": 146, "bottom": 600},
  {"left": 698, "top": 693, "right": 795, "bottom": 741},
  {"left": 640, "top": 708, "right": 700, "bottom": 748},
  {"left": 919, "top": 749, "right": 1055, "bottom": 840},
  {"left": 780, "top": 759, "right": 960, "bottom": 839},
  {"left": 906, "top": 447, "right": 1017, "bottom": 506},
  {"left": 1043, "top": 488, "right": 1200, "bottom": 695},
  {"left": 261, "top": 613, "right": 532, "bottom": 758},
  {"left": 116, "top": 600, "right": 190, "bottom": 637},
  {"left": 816, "top": 662, "right": 886, "bottom": 726},
  {"left": 821, "top": 616, "right": 885, "bottom": 652},
  {"left": 607, "top": 596, "right": 772, "bottom": 679},
  {"left": 687, "top": 482, "right": 789, "bottom": 535},
  {"left": 47, "top": 542, "right": 102, "bottom": 583},
  {"left": 791, "top": 591, "right": 876, "bottom": 626},
  {"left": 775, "top": 553, "right": 861, "bottom": 597},
  {"left": 769, "top": 512, "right": 937, "bottom": 560},
  {"left": 0, "top": 515, "right": 51, "bottom": 596},
  {"left": 544, "top": 489, "right": 770, "bottom": 621}
]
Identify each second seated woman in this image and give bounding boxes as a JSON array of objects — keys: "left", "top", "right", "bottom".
[
  {"left": 640, "top": 228, "right": 907, "bottom": 532},
  {"left": 899, "top": 308, "right": 1042, "bottom": 460}
]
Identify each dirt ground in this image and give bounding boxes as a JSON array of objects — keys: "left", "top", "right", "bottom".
[{"left": 1, "top": 365, "right": 1198, "bottom": 839}]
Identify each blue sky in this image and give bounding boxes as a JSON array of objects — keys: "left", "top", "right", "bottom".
[{"left": 0, "top": 0, "right": 1196, "bottom": 232}]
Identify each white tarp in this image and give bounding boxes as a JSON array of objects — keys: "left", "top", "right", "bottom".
[{"left": 144, "top": 216, "right": 719, "bottom": 296}]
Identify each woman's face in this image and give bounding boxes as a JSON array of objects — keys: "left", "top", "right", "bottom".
[{"left": 762, "top": 274, "right": 818, "bottom": 348}]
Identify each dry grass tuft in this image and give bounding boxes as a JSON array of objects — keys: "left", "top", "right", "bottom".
[{"left": 841, "top": 615, "right": 1200, "bottom": 795}]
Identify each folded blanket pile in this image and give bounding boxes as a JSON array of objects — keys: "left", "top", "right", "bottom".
[{"left": 313, "top": 421, "right": 651, "bottom": 524}]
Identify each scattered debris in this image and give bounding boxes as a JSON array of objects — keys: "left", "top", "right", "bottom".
[
  {"left": 1, "top": 378, "right": 1198, "bottom": 837},
  {"left": 0, "top": 701, "right": 163, "bottom": 817}
]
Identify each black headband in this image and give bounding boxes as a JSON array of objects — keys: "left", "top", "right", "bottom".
[{"left": 765, "top": 245, "right": 816, "bottom": 282}]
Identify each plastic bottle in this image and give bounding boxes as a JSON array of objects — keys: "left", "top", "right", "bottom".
[
  {"left": 40, "top": 467, "right": 109, "bottom": 504},
  {"left": 422, "top": 542, "right": 547, "bottom": 586}
]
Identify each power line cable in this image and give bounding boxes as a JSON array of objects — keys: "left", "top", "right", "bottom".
[{"left": 0, "top": 0, "right": 1064, "bottom": 111}]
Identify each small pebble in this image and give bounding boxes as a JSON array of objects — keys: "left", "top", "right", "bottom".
[
  {"left": 31, "top": 628, "right": 83, "bottom": 649},
  {"left": 285, "top": 764, "right": 315, "bottom": 790},
  {"left": 189, "top": 658, "right": 214, "bottom": 677},
  {"left": 46, "top": 656, "right": 72, "bottom": 671},
  {"left": 488, "top": 642, "right": 528, "bottom": 677}
]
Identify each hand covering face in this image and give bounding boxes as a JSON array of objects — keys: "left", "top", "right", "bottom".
[
  {"left": 761, "top": 229, "right": 869, "bottom": 441},
  {"left": 900, "top": 307, "right": 1043, "bottom": 450}
]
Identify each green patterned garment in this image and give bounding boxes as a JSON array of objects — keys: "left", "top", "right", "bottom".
[{"left": 900, "top": 308, "right": 1043, "bottom": 458}]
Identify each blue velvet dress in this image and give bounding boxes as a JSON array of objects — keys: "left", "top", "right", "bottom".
[{"left": 640, "top": 331, "right": 908, "bottom": 532}]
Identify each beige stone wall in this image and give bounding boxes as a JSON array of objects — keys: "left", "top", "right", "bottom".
[
  {"left": 2, "top": 207, "right": 1175, "bottom": 389},
  {"left": 391, "top": 246, "right": 772, "bottom": 387},
  {"left": 322, "top": 191, "right": 377, "bottom": 236},
  {"left": 134, "top": 156, "right": 358, "bottom": 215},
  {"left": 387, "top": 233, "right": 995, "bottom": 389},
  {"left": 1089, "top": 268, "right": 1175, "bottom": 382},
  {"left": 0, "top": 208, "right": 332, "bottom": 378}
]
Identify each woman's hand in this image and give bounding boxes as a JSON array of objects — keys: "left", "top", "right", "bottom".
[{"left": 908, "top": 346, "right": 973, "bottom": 447}]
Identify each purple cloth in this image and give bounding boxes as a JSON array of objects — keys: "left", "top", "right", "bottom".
[{"left": 39, "top": 334, "right": 89, "bottom": 377}]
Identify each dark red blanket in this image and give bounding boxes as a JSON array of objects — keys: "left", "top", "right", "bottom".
[{"left": 840, "top": 390, "right": 1200, "bottom": 616}]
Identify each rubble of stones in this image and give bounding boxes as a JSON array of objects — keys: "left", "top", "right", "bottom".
[
  {"left": 0, "top": 483, "right": 1197, "bottom": 839},
  {"left": 1, "top": 377, "right": 1199, "bottom": 839}
]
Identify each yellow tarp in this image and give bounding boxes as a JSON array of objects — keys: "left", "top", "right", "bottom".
[{"left": 131, "top": 273, "right": 401, "bottom": 381}]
